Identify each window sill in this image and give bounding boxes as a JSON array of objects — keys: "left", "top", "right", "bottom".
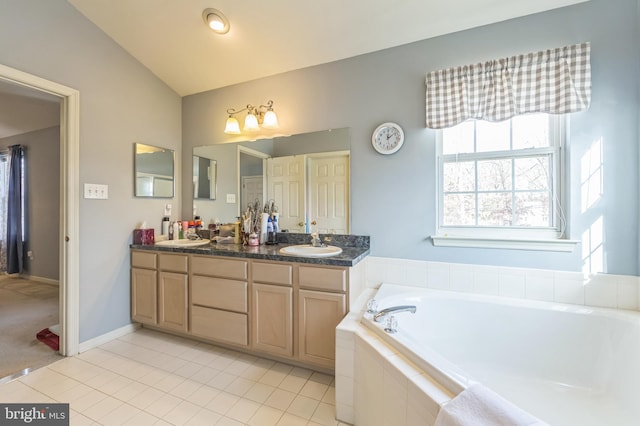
[{"left": 430, "top": 235, "right": 580, "bottom": 252}]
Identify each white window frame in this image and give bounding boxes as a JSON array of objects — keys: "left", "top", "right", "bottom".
[{"left": 431, "top": 115, "right": 579, "bottom": 252}]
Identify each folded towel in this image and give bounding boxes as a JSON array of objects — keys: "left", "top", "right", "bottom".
[{"left": 435, "top": 384, "right": 548, "bottom": 426}]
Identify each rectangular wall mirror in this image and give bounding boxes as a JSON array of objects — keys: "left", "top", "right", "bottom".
[
  {"left": 192, "top": 128, "right": 350, "bottom": 234},
  {"left": 193, "top": 155, "right": 217, "bottom": 200},
  {"left": 134, "top": 143, "right": 175, "bottom": 198}
]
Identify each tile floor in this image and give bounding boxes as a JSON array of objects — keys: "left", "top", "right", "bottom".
[{"left": 0, "top": 328, "right": 350, "bottom": 425}]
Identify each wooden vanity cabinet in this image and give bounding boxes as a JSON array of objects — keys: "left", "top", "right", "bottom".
[
  {"left": 131, "top": 251, "right": 157, "bottom": 325},
  {"left": 157, "top": 253, "right": 189, "bottom": 333},
  {"left": 131, "top": 248, "right": 362, "bottom": 372},
  {"left": 297, "top": 265, "right": 348, "bottom": 369},
  {"left": 190, "top": 256, "right": 249, "bottom": 347},
  {"left": 251, "top": 261, "right": 294, "bottom": 357}
]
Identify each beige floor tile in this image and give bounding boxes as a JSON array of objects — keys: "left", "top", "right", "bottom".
[
  {"left": 185, "top": 407, "right": 223, "bottom": 425},
  {"left": 288, "top": 367, "right": 313, "bottom": 379},
  {"left": 68, "top": 409, "right": 95, "bottom": 426},
  {"left": 264, "top": 388, "right": 297, "bottom": 411},
  {"left": 112, "top": 380, "right": 148, "bottom": 402},
  {"left": 225, "top": 376, "right": 255, "bottom": 396},
  {"left": 128, "top": 386, "right": 165, "bottom": 410},
  {"left": 299, "top": 380, "right": 329, "bottom": 400},
  {"left": 259, "top": 369, "right": 287, "bottom": 387},
  {"left": 309, "top": 372, "right": 333, "bottom": 385},
  {"left": 244, "top": 382, "right": 276, "bottom": 404},
  {"left": 310, "top": 402, "right": 338, "bottom": 426},
  {"left": 226, "top": 397, "right": 261, "bottom": 423},
  {"left": 321, "top": 386, "right": 336, "bottom": 405},
  {"left": 100, "top": 403, "right": 141, "bottom": 426},
  {"left": 188, "top": 384, "right": 221, "bottom": 407},
  {"left": 206, "top": 391, "right": 240, "bottom": 415},
  {"left": 278, "top": 375, "right": 307, "bottom": 394},
  {"left": 82, "top": 395, "right": 124, "bottom": 422},
  {"left": 248, "top": 405, "right": 285, "bottom": 426},
  {"left": 70, "top": 388, "right": 108, "bottom": 413},
  {"left": 286, "top": 394, "right": 320, "bottom": 420},
  {"left": 191, "top": 365, "right": 222, "bottom": 385},
  {"left": 240, "top": 364, "right": 269, "bottom": 381},
  {"left": 215, "top": 416, "right": 245, "bottom": 426},
  {"left": 276, "top": 413, "right": 308, "bottom": 426},
  {"left": 143, "top": 392, "right": 182, "bottom": 417},
  {"left": 122, "top": 409, "right": 160, "bottom": 426},
  {"left": 163, "top": 400, "right": 200, "bottom": 425},
  {"left": 209, "top": 371, "right": 237, "bottom": 390},
  {"left": 169, "top": 378, "right": 202, "bottom": 399}
]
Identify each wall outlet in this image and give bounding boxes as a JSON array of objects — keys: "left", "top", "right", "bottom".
[
  {"left": 27, "top": 250, "right": 34, "bottom": 260},
  {"left": 84, "top": 183, "right": 108, "bottom": 199},
  {"left": 226, "top": 193, "right": 236, "bottom": 203}
]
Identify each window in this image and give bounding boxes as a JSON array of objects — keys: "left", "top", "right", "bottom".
[{"left": 433, "top": 114, "right": 575, "bottom": 251}]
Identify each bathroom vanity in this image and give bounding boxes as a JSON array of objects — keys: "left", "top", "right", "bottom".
[{"left": 130, "top": 235, "right": 369, "bottom": 372}]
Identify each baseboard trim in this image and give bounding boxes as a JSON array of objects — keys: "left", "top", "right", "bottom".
[
  {"left": 18, "top": 274, "right": 59, "bottom": 286},
  {"left": 78, "top": 323, "right": 140, "bottom": 353}
]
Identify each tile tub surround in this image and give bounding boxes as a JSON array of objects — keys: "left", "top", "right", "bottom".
[
  {"left": 363, "top": 256, "right": 640, "bottom": 311},
  {"left": 131, "top": 233, "right": 370, "bottom": 267}
]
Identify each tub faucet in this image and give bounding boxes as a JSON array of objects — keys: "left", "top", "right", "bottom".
[{"left": 373, "top": 305, "right": 417, "bottom": 323}]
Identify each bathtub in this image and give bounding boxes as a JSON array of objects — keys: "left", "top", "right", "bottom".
[{"left": 352, "top": 283, "right": 640, "bottom": 426}]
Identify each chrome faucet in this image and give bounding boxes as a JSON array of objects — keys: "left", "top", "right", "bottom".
[
  {"left": 373, "top": 305, "right": 417, "bottom": 323},
  {"left": 310, "top": 232, "right": 324, "bottom": 247}
]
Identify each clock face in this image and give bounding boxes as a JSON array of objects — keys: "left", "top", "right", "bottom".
[{"left": 372, "top": 122, "right": 404, "bottom": 154}]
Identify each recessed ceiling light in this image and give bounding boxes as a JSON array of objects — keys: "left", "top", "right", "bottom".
[{"left": 202, "top": 8, "right": 230, "bottom": 34}]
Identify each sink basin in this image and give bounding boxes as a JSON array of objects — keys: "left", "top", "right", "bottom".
[
  {"left": 279, "top": 245, "right": 343, "bottom": 258},
  {"left": 155, "top": 239, "right": 210, "bottom": 248}
]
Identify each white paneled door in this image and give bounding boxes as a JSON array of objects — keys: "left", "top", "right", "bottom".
[
  {"left": 308, "top": 154, "right": 349, "bottom": 234},
  {"left": 266, "top": 156, "right": 306, "bottom": 233}
]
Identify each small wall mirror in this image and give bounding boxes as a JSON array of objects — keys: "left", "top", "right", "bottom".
[
  {"left": 134, "top": 143, "right": 175, "bottom": 198},
  {"left": 193, "top": 155, "right": 217, "bottom": 200}
]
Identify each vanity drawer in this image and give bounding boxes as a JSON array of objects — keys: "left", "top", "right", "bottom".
[
  {"left": 131, "top": 251, "right": 156, "bottom": 269},
  {"left": 299, "top": 265, "right": 347, "bottom": 292},
  {"left": 191, "top": 256, "right": 248, "bottom": 280},
  {"left": 158, "top": 253, "right": 188, "bottom": 273},
  {"left": 191, "top": 305, "right": 248, "bottom": 346},
  {"left": 191, "top": 275, "right": 247, "bottom": 312},
  {"left": 252, "top": 261, "right": 293, "bottom": 286}
]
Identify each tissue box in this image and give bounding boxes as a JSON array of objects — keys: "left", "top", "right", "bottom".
[{"left": 133, "top": 228, "right": 155, "bottom": 245}]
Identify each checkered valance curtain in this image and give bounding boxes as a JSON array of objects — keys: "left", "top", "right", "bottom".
[{"left": 425, "top": 42, "right": 591, "bottom": 129}]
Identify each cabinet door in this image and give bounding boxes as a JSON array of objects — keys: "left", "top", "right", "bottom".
[
  {"left": 131, "top": 267, "right": 157, "bottom": 325},
  {"left": 252, "top": 283, "right": 293, "bottom": 357},
  {"left": 298, "top": 289, "right": 346, "bottom": 369},
  {"left": 158, "top": 272, "right": 188, "bottom": 333}
]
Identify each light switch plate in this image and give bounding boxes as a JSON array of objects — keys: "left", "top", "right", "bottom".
[
  {"left": 226, "top": 193, "right": 236, "bottom": 203},
  {"left": 84, "top": 183, "right": 108, "bottom": 199}
]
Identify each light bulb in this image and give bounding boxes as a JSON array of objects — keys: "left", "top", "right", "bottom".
[
  {"left": 224, "top": 116, "right": 240, "bottom": 134},
  {"left": 244, "top": 113, "right": 259, "bottom": 131},
  {"left": 208, "top": 17, "right": 225, "bottom": 31},
  {"left": 262, "top": 110, "right": 279, "bottom": 129}
]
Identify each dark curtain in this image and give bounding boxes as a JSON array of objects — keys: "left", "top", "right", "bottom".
[{"left": 6, "top": 144, "right": 24, "bottom": 274}]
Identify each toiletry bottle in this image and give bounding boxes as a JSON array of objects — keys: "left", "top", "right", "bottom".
[
  {"left": 170, "top": 221, "right": 178, "bottom": 240},
  {"left": 162, "top": 216, "right": 170, "bottom": 235},
  {"left": 178, "top": 221, "right": 183, "bottom": 239}
]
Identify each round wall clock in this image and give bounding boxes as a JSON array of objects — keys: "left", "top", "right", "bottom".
[{"left": 372, "top": 122, "right": 404, "bottom": 155}]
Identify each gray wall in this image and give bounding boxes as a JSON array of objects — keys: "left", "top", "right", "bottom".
[
  {"left": 0, "top": 126, "right": 60, "bottom": 281},
  {"left": 0, "top": 0, "right": 182, "bottom": 342},
  {"left": 183, "top": 0, "right": 640, "bottom": 275}
]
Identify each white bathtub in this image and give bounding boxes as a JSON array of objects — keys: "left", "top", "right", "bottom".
[{"left": 356, "top": 283, "right": 640, "bottom": 426}]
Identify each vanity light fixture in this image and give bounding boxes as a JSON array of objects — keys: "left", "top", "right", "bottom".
[
  {"left": 202, "top": 8, "right": 230, "bottom": 34},
  {"left": 224, "top": 100, "right": 279, "bottom": 134}
]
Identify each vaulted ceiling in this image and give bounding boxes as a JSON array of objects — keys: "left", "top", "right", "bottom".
[{"left": 67, "top": 0, "right": 587, "bottom": 97}]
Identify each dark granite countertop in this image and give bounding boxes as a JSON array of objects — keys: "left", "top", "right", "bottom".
[{"left": 130, "top": 233, "right": 370, "bottom": 267}]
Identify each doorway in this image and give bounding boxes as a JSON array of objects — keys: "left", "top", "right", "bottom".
[{"left": 0, "top": 64, "right": 80, "bottom": 364}]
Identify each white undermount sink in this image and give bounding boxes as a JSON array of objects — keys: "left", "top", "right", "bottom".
[
  {"left": 155, "top": 239, "right": 210, "bottom": 248},
  {"left": 279, "top": 244, "right": 343, "bottom": 258}
]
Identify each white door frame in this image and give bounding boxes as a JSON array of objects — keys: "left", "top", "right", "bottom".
[{"left": 0, "top": 64, "right": 80, "bottom": 356}]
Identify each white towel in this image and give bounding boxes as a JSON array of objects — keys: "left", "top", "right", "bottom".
[{"left": 435, "top": 384, "right": 548, "bottom": 426}]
